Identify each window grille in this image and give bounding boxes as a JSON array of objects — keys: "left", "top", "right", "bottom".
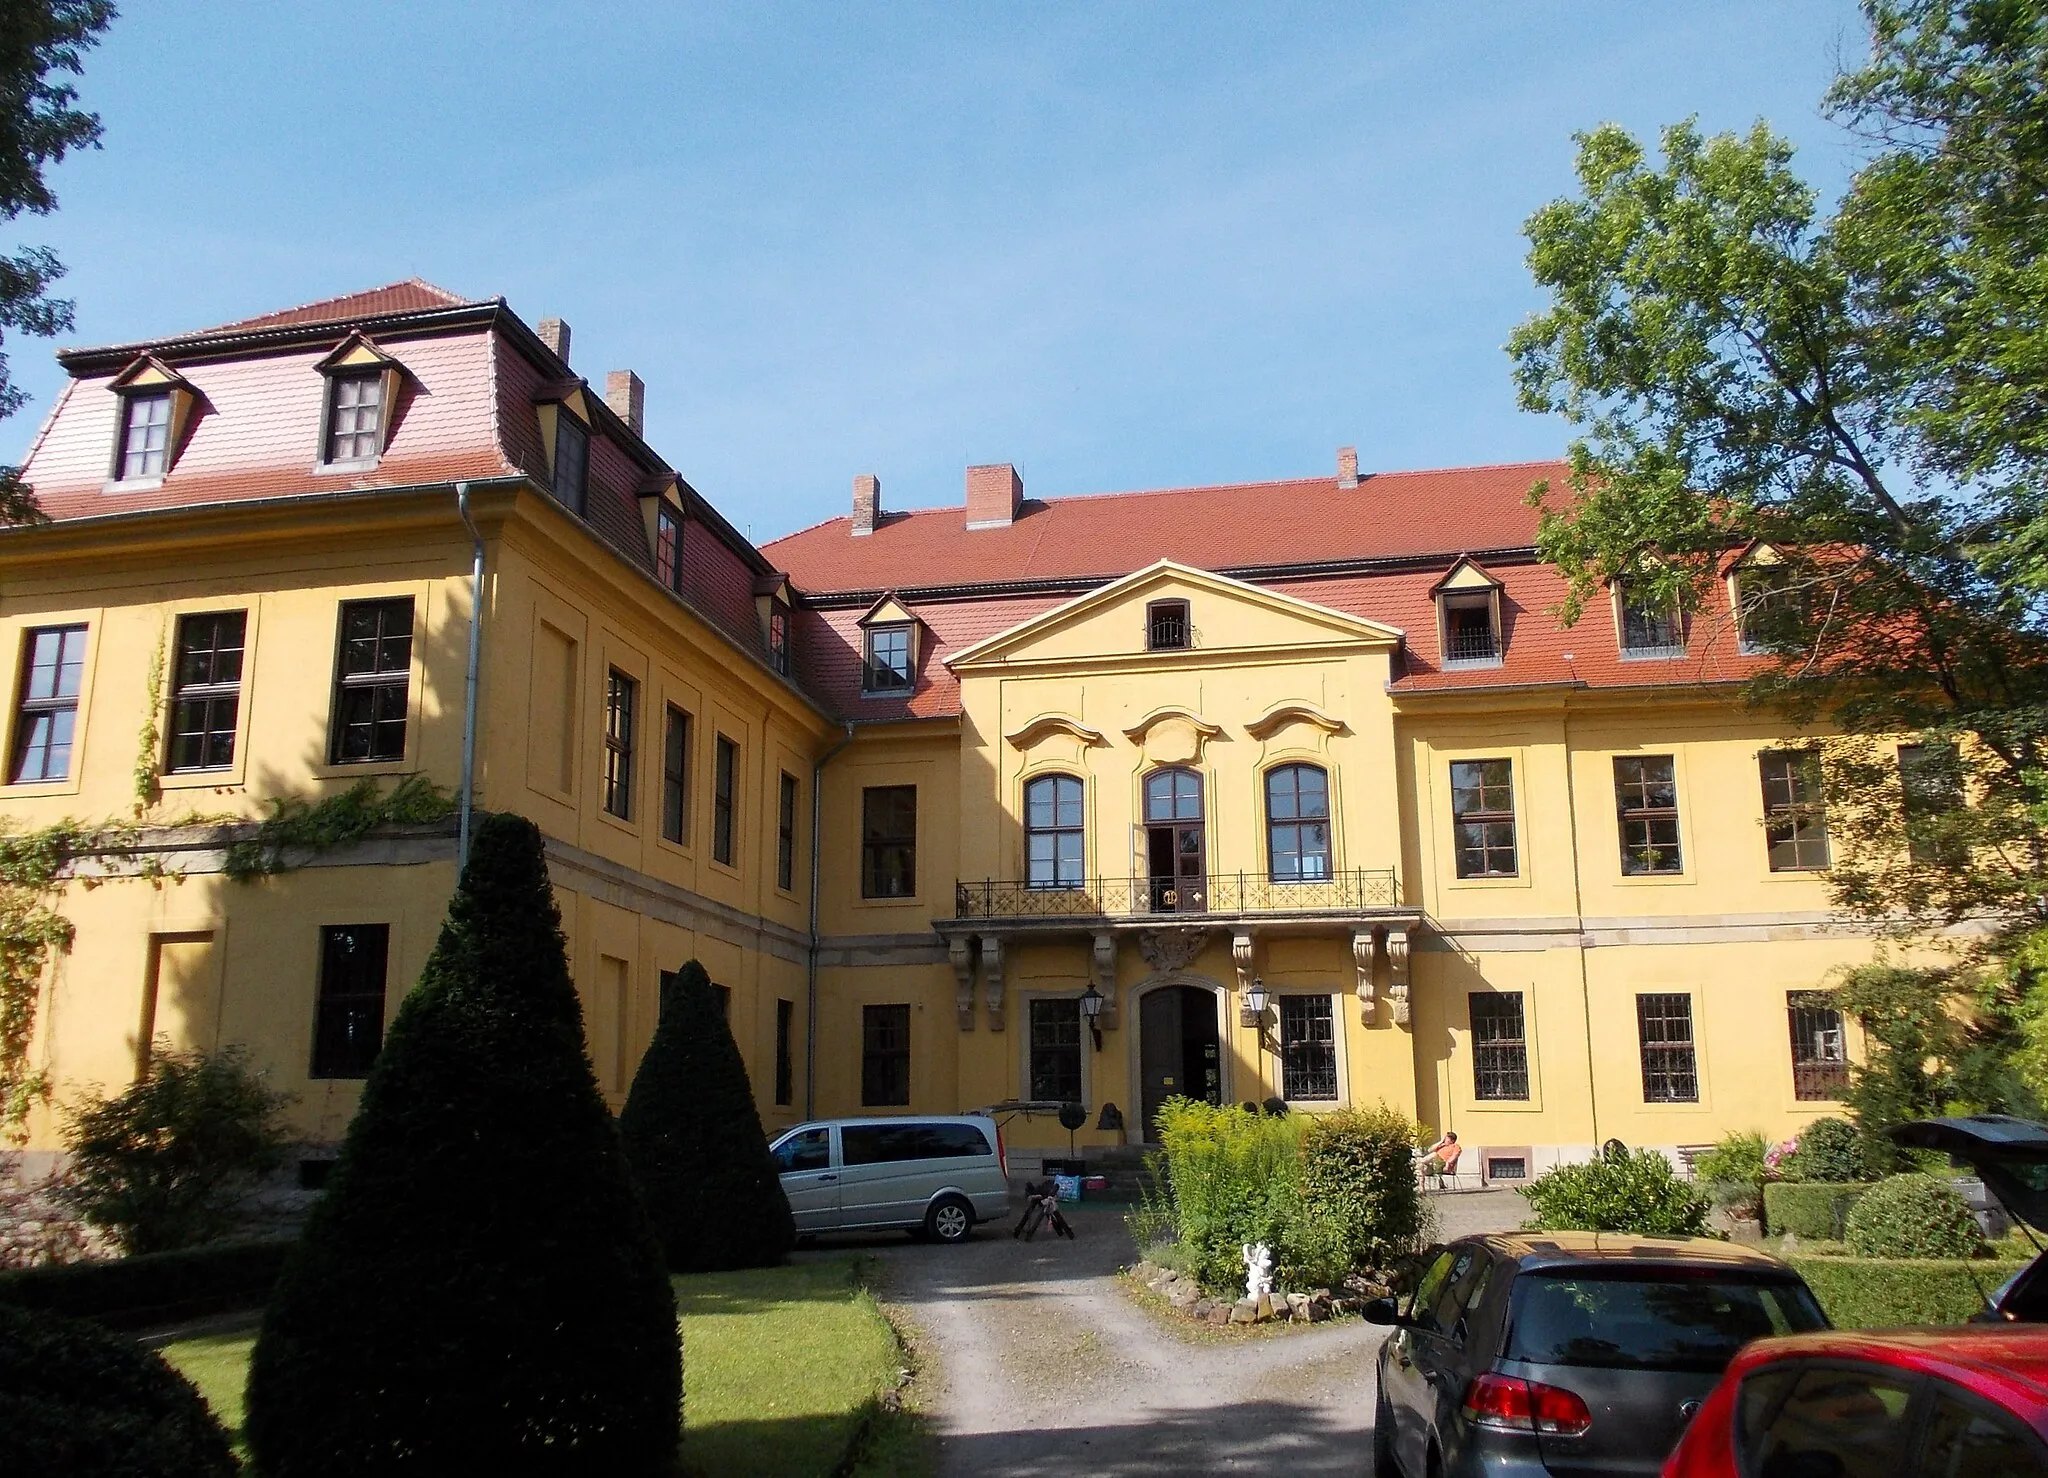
[
  {"left": 1788, "top": 991, "right": 1848, "bottom": 1101},
  {"left": 1470, "top": 992, "right": 1530, "bottom": 1101},
  {"left": 1441, "top": 594, "right": 1499, "bottom": 664},
  {"left": 1146, "top": 600, "right": 1190, "bottom": 651},
  {"left": 1619, "top": 590, "right": 1686, "bottom": 656},
  {"left": 1280, "top": 995, "right": 1338, "bottom": 1101},
  {"left": 1637, "top": 992, "right": 1699, "bottom": 1103}
]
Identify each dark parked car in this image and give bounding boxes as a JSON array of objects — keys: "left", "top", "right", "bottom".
[
  {"left": 1891, "top": 1115, "right": 2048, "bottom": 1322},
  {"left": 1369, "top": 1232, "right": 1828, "bottom": 1478},
  {"left": 1661, "top": 1324, "right": 2048, "bottom": 1477}
]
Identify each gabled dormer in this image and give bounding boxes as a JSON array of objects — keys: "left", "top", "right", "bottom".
[
  {"left": 637, "top": 473, "right": 687, "bottom": 595},
  {"left": 1431, "top": 557, "right": 1504, "bottom": 668},
  {"left": 314, "top": 332, "right": 407, "bottom": 471},
  {"left": 532, "top": 378, "right": 595, "bottom": 516},
  {"left": 1729, "top": 541, "right": 1796, "bottom": 656},
  {"left": 755, "top": 573, "right": 794, "bottom": 677},
  {"left": 105, "top": 354, "right": 199, "bottom": 487},
  {"left": 858, "top": 594, "right": 921, "bottom": 695}
]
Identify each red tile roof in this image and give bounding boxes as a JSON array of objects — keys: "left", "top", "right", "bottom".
[
  {"left": 763, "top": 461, "right": 1565, "bottom": 594},
  {"left": 204, "top": 278, "right": 475, "bottom": 333}
]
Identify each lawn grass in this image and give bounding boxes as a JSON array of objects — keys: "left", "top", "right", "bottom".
[{"left": 156, "top": 1255, "right": 924, "bottom": 1478}]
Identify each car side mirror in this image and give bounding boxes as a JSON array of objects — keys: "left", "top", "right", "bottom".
[{"left": 1364, "top": 1297, "right": 1403, "bottom": 1326}]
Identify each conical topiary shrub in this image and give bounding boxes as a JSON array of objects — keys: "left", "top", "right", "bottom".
[
  {"left": 245, "top": 813, "right": 680, "bottom": 1477},
  {"left": 618, "top": 959, "right": 795, "bottom": 1272}
]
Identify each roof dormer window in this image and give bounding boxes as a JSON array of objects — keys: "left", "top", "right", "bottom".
[
  {"left": 553, "top": 412, "right": 589, "bottom": 516},
  {"left": 106, "top": 354, "right": 198, "bottom": 487},
  {"left": 1431, "top": 557, "right": 1504, "bottom": 669},
  {"left": 117, "top": 391, "right": 171, "bottom": 481},
  {"left": 325, "top": 372, "right": 384, "bottom": 464},
  {"left": 1618, "top": 586, "right": 1686, "bottom": 659},
  {"left": 769, "top": 601, "right": 791, "bottom": 677},
  {"left": 864, "top": 624, "right": 913, "bottom": 693}
]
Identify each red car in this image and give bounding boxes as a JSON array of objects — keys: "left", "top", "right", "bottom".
[{"left": 1661, "top": 1324, "right": 2048, "bottom": 1477}]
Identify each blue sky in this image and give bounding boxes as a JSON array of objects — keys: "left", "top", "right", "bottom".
[{"left": 12, "top": 2, "right": 1868, "bottom": 543}]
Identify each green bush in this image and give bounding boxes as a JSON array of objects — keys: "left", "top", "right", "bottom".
[
  {"left": 1844, "top": 1173, "right": 1982, "bottom": 1259},
  {"left": 1764, "top": 1181, "right": 1869, "bottom": 1239},
  {"left": 1695, "top": 1131, "right": 1768, "bottom": 1219},
  {"left": 0, "top": 1237, "right": 290, "bottom": 1329},
  {"left": 1154, "top": 1098, "right": 1303, "bottom": 1292},
  {"left": 1520, "top": 1145, "right": 1711, "bottom": 1236},
  {"left": 1781, "top": 1116, "right": 1869, "bottom": 1184},
  {"left": 57, "top": 1044, "right": 293, "bottom": 1254},
  {"left": 1790, "top": 1255, "right": 2029, "bottom": 1328},
  {"left": 619, "top": 959, "right": 794, "bottom": 1272},
  {"left": 0, "top": 1300, "right": 236, "bottom": 1477},
  {"left": 246, "top": 814, "right": 681, "bottom": 1477},
  {"left": 1293, "top": 1105, "right": 1428, "bottom": 1281}
]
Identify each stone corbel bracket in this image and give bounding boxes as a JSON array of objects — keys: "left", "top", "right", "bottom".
[
  {"left": 1384, "top": 923, "right": 1416, "bottom": 1027},
  {"left": 1091, "top": 932, "right": 1119, "bottom": 1030},
  {"left": 1232, "top": 929, "right": 1259, "bottom": 1026},
  {"left": 949, "top": 936, "right": 976, "bottom": 1030},
  {"left": 983, "top": 935, "right": 1006, "bottom": 1031},
  {"left": 1353, "top": 928, "right": 1376, "bottom": 1024}
]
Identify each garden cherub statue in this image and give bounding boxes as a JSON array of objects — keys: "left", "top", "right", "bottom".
[{"left": 1242, "top": 1242, "right": 1275, "bottom": 1301}]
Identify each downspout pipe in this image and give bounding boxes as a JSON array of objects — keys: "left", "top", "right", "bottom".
[
  {"left": 805, "top": 721, "right": 857, "bottom": 1119},
  {"left": 455, "top": 482, "right": 484, "bottom": 871}
]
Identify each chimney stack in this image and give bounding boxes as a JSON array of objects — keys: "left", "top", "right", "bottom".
[
  {"left": 966, "top": 463, "right": 1023, "bottom": 530},
  {"left": 1338, "top": 446, "right": 1359, "bottom": 489},
  {"left": 852, "top": 473, "right": 881, "bottom": 536},
  {"left": 538, "top": 317, "right": 571, "bottom": 363},
  {"left": 606, "top": 370, "right": 645, "bottom": 436}
]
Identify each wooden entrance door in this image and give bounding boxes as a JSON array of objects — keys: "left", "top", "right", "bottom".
[{"left": 1139, "top": 985, "right": 1223, "bottom": 1139}]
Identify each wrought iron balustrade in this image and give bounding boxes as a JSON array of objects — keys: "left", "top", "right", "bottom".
[{"left": 953, "top": 868, "right": 1399, "bottom": 922}]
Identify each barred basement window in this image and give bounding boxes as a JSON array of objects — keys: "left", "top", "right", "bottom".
[
  {"left": 1485, "top": 1156, "right": 1528, "bottom": 1181},
  {"left": 603, "top": 670, "right": 637, "bottom": 820},
  {"left": 167, "top": 611, "right": 246, "bottom": 772},
  {"left": 329, "top": 598, "right": 412, "bottom": 763},
  {"left": 1637, "top": 993, "right": 1699, "bottom": 1103},
  {"left": 1470, "top": 992, "right": 1530, "bottom": 1101},
  {"left": 1788, "top": 991, "right": 1848, "bottom": 1101},
  {"left": 1280, "top": 995, "right": 1337, "bottom": 1101},
  {"left": 1029, "top": 998, "right": 1083, "bottom": 1104},
  {"left": 1760, "top": 750, "right": 1830, "bottom": 871},
  {"left": 1451, "top": 759, "right": 1517, "bottom": 878},
  {"left": 1614, "top": 755, "right": 1683, "bottom": 875},
  {"left": 861, "top": 1003, "right": 911, "bottom": 1107},
  {"left": 312, "top": 923, "right": 389, "bottom": 1078}
]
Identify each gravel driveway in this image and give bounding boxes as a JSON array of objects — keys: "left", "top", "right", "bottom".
[{"left": 835, "top": 1204, "right": 1396, "bottom": 1477}]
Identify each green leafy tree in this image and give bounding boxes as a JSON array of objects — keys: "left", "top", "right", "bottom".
[
  {"left": 1510, "top": 3, "right": 2048, "bottom": 1103},
  {"left": 617, "top": 958, "right": 794, "bottom": 1273},
  {"left": 246, "top": 814, "right": 680, "bottom": 1477},
  {"left": 56, "top": 1042, "right": 292, "bottom": 1253},
  {"left": 0, "top": 1, "right": 114, "bottom": 524}
]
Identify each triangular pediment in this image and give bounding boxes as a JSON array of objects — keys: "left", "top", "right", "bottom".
[
  {"left": 860, "top": 594, "right": 919, "bottom": 628},
  {"left": 316, "top": 331, "right": 400, "bottom": 374},
  {"left": 1430, "top": 556, "right": 1502, "bottom": 595},
  {"left": 947, "top": 560, "right": 1401, "bottom": 671},
  {"left": 108, "top": 354, "right": 191, "bottom": 393}
]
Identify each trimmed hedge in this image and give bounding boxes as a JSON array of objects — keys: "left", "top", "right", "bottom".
[
  {"left": 0, "top": 1238, "right": 291, "bottom": 1329},
  {"left": 1845, "top": 1174, "right": 1981, "bottom": 1259},
  {"left": 1790, "top": 1255, "right": 2029, "bottom": 1328},
  {"left": 1764, "top": 1182, "right": 1868, "bottom": 1239}
]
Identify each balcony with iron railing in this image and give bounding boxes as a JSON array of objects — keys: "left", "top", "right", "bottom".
[{"left": 952, "top": 867, "right": 1401, "bottom": 924}]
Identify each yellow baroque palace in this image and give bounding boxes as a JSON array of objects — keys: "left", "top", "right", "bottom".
[{"left": 2, "top": 283, "right": 1888, "bottom": 1181}]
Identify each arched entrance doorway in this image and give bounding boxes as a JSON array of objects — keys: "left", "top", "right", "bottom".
[{"left": 1139, "top": 983, "right": 1223, "bottom": 1140}]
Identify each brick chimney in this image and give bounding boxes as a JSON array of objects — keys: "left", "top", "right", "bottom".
[
  {"left": 852, "top": 473, "right": 881, "bottom": 536},
  {"left": 966, "top": 463, "right": 1023, "bottom": 530},
  {"left": 606, "top": 370, "right": 645, "bottom": 436},
  {"left": 1338, "top": 446, "right": 1359, "bottom": 489},
  {"left": 538, "top": 317, "right": 571, "bottom": 363}
]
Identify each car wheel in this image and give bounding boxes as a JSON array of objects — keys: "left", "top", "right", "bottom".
[
  {"left": 925, "top": 1195, "right": 974, "bottom": 1244},
  {"left": 1373, "top": 1370, "right": 1401, "bottom": 1478}
]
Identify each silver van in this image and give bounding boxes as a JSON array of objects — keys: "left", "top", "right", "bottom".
[{"left": 769, "top": 1115, "right": 1010, "bottom": 1243}]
